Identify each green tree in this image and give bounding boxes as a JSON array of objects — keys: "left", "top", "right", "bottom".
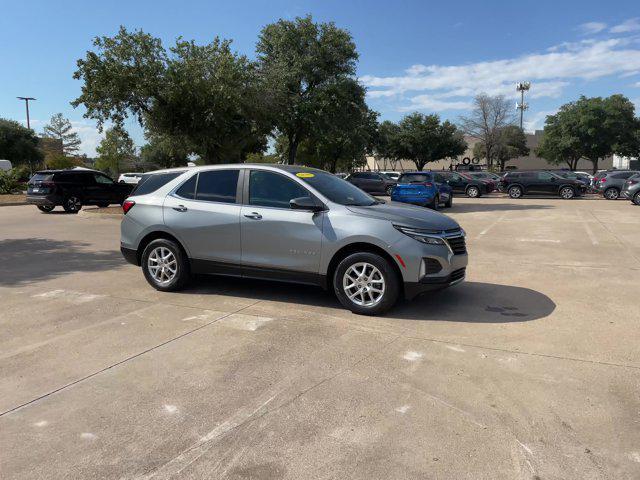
[
  {"left": 460, "top": 94, "right": 515, "bottom": 169},
  {"left": 535, "top": 111, "right": 583, "bottom": 170},
  {"left": 42, "top": 113, "right": 82, "bottom": 155},
  {"left": 394, "top": 113, "right": 467, "bottom": 171},
  {"left": 45, "top": 153, "right": 82, "bottom": 169},
  {"left": 0, "top": 118, "right": 44, "bottom": 172},
  {"left": 474, "top": 125, "right": 529, "bottom": 171},
  {"left": 95, "top": 126, "right": 135, "bottom": 176},
  {"left": 309, "top": 78, "right": 378, "bottom": 173},
  {"left": 256, "top": 15, "right": 358, "bottom": 165},
  {"left": 140, "top": 134, "right": 190, "bottom": 169},
  {"left": 373, "top": 120, "right": 402, "bottom": 170},
  {"left": 73, "top": 27, "right": 269, "bottom": 164}
]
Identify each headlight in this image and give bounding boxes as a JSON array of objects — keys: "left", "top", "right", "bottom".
[{"left": 394, "top": 225, "right": 446, "bottom": 245}]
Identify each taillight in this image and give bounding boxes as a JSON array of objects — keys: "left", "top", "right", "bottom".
[
  {"left": 425, "top": 182, "right": 433, "bottom": 187},
  {"left": 600, "top": 178, "right": 606, "bottom": 183},
  {"left": 122, "top": 200, "right": 135, "bottom": 214},
  {"left": 630, "top": 180, "right": 639, "bottom": 185}
]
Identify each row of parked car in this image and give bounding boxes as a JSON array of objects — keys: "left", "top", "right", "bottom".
[{"left": 342, "top": 169, "right": 640, "bottom": 208}]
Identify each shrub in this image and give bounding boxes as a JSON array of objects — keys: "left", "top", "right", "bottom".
[{"left": 0, "top": 169, "right": 24, "bottom": 194}]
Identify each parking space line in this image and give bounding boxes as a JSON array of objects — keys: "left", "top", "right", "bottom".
[
  {"left": 476, "top": 212, "right": 508, "bottom": 239},
  {"left": 577, "top": 210, "right": 599, "bottom": 246}
]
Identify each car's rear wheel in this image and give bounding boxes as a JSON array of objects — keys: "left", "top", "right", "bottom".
[
  {"left": 466, "top": 185, "right": 480, "bottom": 198},
  {"left": 508, "top": 185, "right": 523, "bottom": 199},
  {"left": 604, "top": 187, "right": 619, "bottom": 200},
  {"left": 444, "top": 195, "right": 453, "bottom": 208},
  {"left": 430, "top": 195, "right": 440, "bottom": 210},
  {"left": 334, "top": 252, "right": 400, "bottom": 315},
  {"left": 62, "top": 196, "right": 82, "bottom": 213},
  {"left": 141, "top": 239, "right": 190, "bottom": 292},
  {"left": 37, "top": 205, "right": 54, "bottom": 213},
  {"left": 559, "top": 186, "right": 575, "bottom": 199},
  {"left": 633, "top": 192, "right": 640, "bottom": 206},
  {"left": 385, "top": 185, "right": 394, "bottom": 195}
]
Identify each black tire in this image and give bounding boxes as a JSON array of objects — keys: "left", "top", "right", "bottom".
[
  {"left": 385, "top": 185, "right": 394, "bottom": 196},
  {"left": 444, "top": 195, "right": 453, "bottom": 208},
  {"left": 333, "top": 252, "right": 400, "bottom": 316},
  {"left": 559, "top": 186, "right": 575, "bottom": 199},
  {"left": 429, "top": 195, "right": 439, "bottom": 210},
  {"left": 466, "top": 185, "right": 480, "bottom": 198},
  {"left": 62, "top": 195, "right": 82, "bottom": 213},
  {"left": 97, "top": 203, "right": 110, "bottom": 208},
  {"left": 37, "top": 205, "right": 54, "bottom": 213},
  {"left": 604, "top": 187, "right": 619, "bottom": 200},
  {"left": 633, "top": 192, "right": 640, "bottom": 206},
  {"left": 141, "top": 238, "right": 190, "bottom": 292},
  {"left": 508, "top": 185, "right": 523, "bottom": 199}
]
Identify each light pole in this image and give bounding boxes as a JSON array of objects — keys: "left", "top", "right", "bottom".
[
  {"left": 17, "top": 97, "right": 36, "bottom": 130},
  {"left": 515, "top": 82, "right": 530, "bottom": 130}
]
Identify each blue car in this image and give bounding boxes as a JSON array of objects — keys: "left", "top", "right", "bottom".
[{"left": 390, "top": 171, "right": 453, "bottom": 209}]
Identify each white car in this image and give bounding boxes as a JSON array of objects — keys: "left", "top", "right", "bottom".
[
  {"left": 0, "top": 159, "right": 12, "bottom": 172},
  {"left": 380, "top": 171, "right": 400, "bottom": 181},
  {"left": 118, "top": 173, "right": 143, "bottom": 184}
]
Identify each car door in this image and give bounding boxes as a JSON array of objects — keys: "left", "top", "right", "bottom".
[
  {"left": 92, "top": 172, "right": 118, "bottom": 203},
  {"left": 445, "top": 173, "right": 465, "bottom": 193},
  {"left": 240, "top": 169, "right": 323, "bottom": 281},
  {"left": 163, "top": 169, "right": 243, "bottom": 271},
  {"left": 349, "top": 172, "right": 367, "bottom": 190},
  {"left": 531, "top": 172, "right": 557, "bottom": 194}
]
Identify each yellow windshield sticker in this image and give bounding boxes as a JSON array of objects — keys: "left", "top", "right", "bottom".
[{"left": 296, "top": 172, "right": 315, "bottom": 178}]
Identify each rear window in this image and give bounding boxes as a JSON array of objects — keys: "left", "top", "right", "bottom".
[
  {"left": 132, "top": 171, "right": 185, "bottom": 196},
  {"left": 30, "top": 173, "right": 54, "bottom": 182},
  {"left": 399, "top": 173, "right": 432, "bottom": 183}
]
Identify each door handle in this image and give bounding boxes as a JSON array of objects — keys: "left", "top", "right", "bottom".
[
  {"left": 172, "top": 205, "right": 188, "bottom": 212},
  {"left": 244, "top": 212, "right": 262, "bottom": 220}
]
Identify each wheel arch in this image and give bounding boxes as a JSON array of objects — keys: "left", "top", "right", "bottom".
[
  {"left": 326, "top": 242, "right": 403, "bottom": 292},
  {"left": 136, "top": 230, "right": 189, "bottom": 266}
]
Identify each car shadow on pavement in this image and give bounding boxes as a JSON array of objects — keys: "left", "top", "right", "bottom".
[
  {"left": 0, "top": 238, "right": 124, "bottom": 286},
  {"left": 186, "top": 276, "right": 555, "bottom": 323}
]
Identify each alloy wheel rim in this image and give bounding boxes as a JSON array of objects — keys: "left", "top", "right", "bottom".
[
  {"left": 510, "top": 187, "right": 521, "bottom": 198},
  {"left": 342, "top": 262, "right": 385, "bottom": 307},
  {"left": 468, "top": 187, "right": 479, "bottom": 197},
  {"left": 606, "top": 189, "right": 618, "bottom": 199},
  {"left": 67, "top": 197, "right": 81, "bottom": 211},
  {"left": 561, "top": 188, "right": 573, "bottom": 199},
  {"left": 148, "top": 247, "right": 177, "bottom": 284}
]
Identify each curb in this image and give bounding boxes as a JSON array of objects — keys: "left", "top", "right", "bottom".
[{"left": 78, "top": 208, "right": 123, "bottom": 219}]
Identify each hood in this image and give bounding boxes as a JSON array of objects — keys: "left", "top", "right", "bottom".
[{"left": 346, "top": 201, "right": 460, "bottom": 231}]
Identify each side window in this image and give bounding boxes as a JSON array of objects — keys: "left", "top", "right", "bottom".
[
  {"left": 175, "top": 174, "right": 197, "bottom": 199},
  {"left": 94, "top": 173, "right": 114, "bottom": 185},
  {"left": 434, "top": 174, "right": 444, "bottom": 183},
  {"left": 132, "top": 172, "right": 184, "bottom": 196},
  {"left": 195, "top": 170, "right": 239, "bottom": 203},
  {"left": 249, "top": 170, "right": 309, "bottom": 209},
  {"left": 537, "top": 172, "right": 554, "bottom": 180}
]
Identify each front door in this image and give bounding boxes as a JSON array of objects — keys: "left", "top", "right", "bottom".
[
  {"left": 446, "top": 173, "right": 466, "bottom": 193},
  {"left": 92, "top": 172, "right": 117, "bottom": 203},
  {"left": 531, "top": 171, "right": 557, "bottom": 194},
  {"left": 163, "top": 169, "right": 242, "bottom": 271},
  {"left": 240, "top": 169, "right": 323, "bottom": 282}
]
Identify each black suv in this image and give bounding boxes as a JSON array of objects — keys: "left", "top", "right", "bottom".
[
  {"left": 26, "top": 169, "right": 133, "bottom": 213},
  {"left": 346, "top": 171, "right": 396, "bottom": 195},
  {"left": 500, "top": 171, "right": 586, "bottom": 199},
  {"left": 437, "top": 171, "right": 489, "bottom": 198}
]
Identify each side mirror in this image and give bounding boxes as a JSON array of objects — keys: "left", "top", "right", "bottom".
[{"left": 290, "top": 196, "right": 324, "bottom": 212}]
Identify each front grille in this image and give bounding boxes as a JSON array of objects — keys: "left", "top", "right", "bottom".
[
  {"left": 446, "top": 235, "right": 467, "bottom": 255},
  {"left": 450, "top": 268, "right": 466, "bottom": 282}
]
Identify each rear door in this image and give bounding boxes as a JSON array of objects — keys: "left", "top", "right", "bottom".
[
  {"left": 163, "top": 169, "right": 243, "bottom": 269},
  {"left": 240, "top": 169, "right": 322, "bottom": 279},
  {"left": 92, "top": 172, "right": 118, "bottom": 203}
]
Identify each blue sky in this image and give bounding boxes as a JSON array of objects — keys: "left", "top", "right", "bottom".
[{"left": 1, "top": 0, "right": 639, "bottom": 156}]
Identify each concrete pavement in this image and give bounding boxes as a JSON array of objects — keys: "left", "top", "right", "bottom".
[{"left": 1, "top": 197, "right": 639, "bottom": 479}]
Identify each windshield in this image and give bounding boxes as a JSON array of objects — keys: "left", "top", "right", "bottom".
[
  {"left": 296, "top": 171, "right": 378, "bottom": 206},
  {"left": 398, "top": 173, "right": 431, "bottom": 183}
]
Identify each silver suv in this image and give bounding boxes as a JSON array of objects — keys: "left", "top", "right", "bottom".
[{"left": 120, "top": 165, "right": 468, "bottom": 315}]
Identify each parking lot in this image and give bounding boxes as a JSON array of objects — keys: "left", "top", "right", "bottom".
[{"left": 1, "top": 196, "right": 639, "bottom": 479}]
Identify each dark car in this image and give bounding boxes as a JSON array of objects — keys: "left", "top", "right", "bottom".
[
  {"left": 391, "top": 171, "right": 453, "bottom": 209},
  {"left": 555, "top": 171, "right": 592, "bottom": 187},
  {"left": 597, "top": 170, "right": 640, "bottom": 200},
  {"left": 500, "top": 170, "right": 586, "bottom": 199},
  {"left": 621, "top": 173, "right": 640, "bottom": 205},
  {"left": 26, "top": 169, "right": 134, "bottom": 213},
  {"left": 437, "top": 171, "right": 488, "bottom": 198},
  {"left": 346, "top": 171, "right": 395, "bottom": 195}
]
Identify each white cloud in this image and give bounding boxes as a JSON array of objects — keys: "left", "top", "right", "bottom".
[
  {"left": 70, "top": 121, "right": 104, "bottom": 157},
  {"left": 361, "top": 37, "right": 640, "bottom": 112},
  {"left": 523, "top": 110, "right": 556, "bottom": 133},
  {"left": 610, "top": 18, "right": 640, "bottom": 34},
  {"left": 577, "top": 21, "right": 607, "bottom": 35},
  {"left": 633, "top": 82, "right": 640, "bottom": 88}
]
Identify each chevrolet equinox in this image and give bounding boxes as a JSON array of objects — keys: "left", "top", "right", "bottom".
[{"left": 120, "top": 165, "right": 468, "bottom": 315}]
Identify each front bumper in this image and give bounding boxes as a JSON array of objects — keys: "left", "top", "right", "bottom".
[{"left": 404, "top": 267, "right": 466, "bottom": 299}]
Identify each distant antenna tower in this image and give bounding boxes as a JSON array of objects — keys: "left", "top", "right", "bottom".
[{"left": 516, "top": 82, "right": 531, "bottom": 130}]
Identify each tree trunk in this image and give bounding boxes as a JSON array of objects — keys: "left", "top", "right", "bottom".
[
  {"left": 287, "top": 136, "right": 298, "bottom": 165},
  {"left": 591, "top": 158, "right": 599, "bottom": 174}
]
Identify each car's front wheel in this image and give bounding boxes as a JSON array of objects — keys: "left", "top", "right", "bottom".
[
  {"left": 37, "top": 205, "right": 54, "bottom": 213},
  {"left": 62, "top": 196, "right": 82, "bottom": 213},
  {"left": 508, "top": 185, "right": 523, "bottom": 198},
  {"left": 559, "top": 186, "right": 575, "bottom": 199},
  {"left": 633, "top": 192, "right": 640, "bottom": 206},
  {"left": 604, "top": 187, "right": 619, "bottom": 200},
  {"left": 334, "top": 252, "right": 400, "bottom": 315},
  {"left": 466, "top": 185, "right": 480, "bottom": 198},
  {"left": 141, "top": 239, "right": 190, "bottom": 292}
]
